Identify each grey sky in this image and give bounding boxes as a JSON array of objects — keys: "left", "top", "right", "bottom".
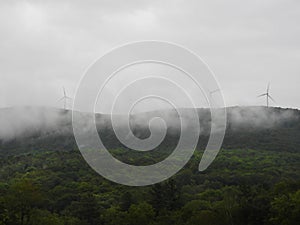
[{"left": 0, "top": 0, "right": 299, "bottom": 111}]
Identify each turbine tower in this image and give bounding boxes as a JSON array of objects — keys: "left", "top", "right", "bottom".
[
  {"left": 208, "top": 88, "right": 220, "bottom": 108},
  {"left": 257, "top": 83, "right": 275, "bottom": 107},
  {"left": 58, "top": 87, "right": 72, "bottom": 110}
]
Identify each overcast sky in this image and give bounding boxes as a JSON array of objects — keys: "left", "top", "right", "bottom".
[{"left": 0, "top": 0, "right": 299, "bottom": 112}]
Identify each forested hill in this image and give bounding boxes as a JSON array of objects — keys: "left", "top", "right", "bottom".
[
  {"left": 1, "top": 107, "right": 300, "bottom": 225},
  {"left": 0, "top": 106, "right": 299, "bottom": 156}
]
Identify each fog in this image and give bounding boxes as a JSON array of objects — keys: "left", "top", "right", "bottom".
[
  {"left": 0, "top": 106, "right": 298, "bottom": 142},
  {"left": 228, "top": 106, "right": 298, "bottom": 130}
]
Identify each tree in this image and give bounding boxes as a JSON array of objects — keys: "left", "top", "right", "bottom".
[
  {"left": 29, "top": 209, "right": 63, "bottom": 225},
  {"left": 127, "top": 202, "right": 155, "bottom": 225},
  {"left": 65, "top": 193, "right": 101, "bottom": 225},
  {"left": 269, "top": 190, "right": 300, "bottom": 225},
  {"left": 150, "top": 179, "right": 181, "bottom": 213},
  {"left": 4, "top": 179, "right": 45, "bottom": 225},
  {"left": 120, "top": 191, "right": 133, "bottom": 211}
]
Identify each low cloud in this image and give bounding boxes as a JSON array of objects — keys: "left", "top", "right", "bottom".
[{"left": 0, "top": 106, "right": 298, "bottom": 142}]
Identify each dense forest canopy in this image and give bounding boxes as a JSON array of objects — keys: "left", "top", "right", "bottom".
[{"left": 0, "top": 106, "right": 299, "bottom": 225}]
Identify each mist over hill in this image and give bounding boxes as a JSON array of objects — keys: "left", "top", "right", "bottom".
[{"left": 0, "top": 106, "right": 299, "bottom": 156}]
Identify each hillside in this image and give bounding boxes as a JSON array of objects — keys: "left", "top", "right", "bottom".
[
  {"left": 0, "top": 106, "right": 299, "bottom": 225},
  {"left": 0, "top": 106, "right": 299, "bottom": 157}
]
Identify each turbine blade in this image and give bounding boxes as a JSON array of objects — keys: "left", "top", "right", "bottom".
[
  {"left": 63, "top": 87, "right": 66, "bottom": 97},
  {"left": 210, "top": 88, "right": 220, "bottom": 94},
  {"left": 257, "top": 93, "right": 267, "bottom": 97},
  {"left": 57, "top": 97, "right": 65, "bottom": 102},
  {"left": 267, "top": 82, "right": 270, "bottom": 93},
  {"left": 268, "top": 95, "right": 276, "bottom": 103}
]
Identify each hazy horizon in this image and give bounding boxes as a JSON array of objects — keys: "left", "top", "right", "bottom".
[{"left": 0, "top": 0, "right": 299, "bottom": 112}]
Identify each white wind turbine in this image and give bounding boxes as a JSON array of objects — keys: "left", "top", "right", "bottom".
[
  {"left": 208, "top": 88, "right": 220, "bottom": 105},
  {"left": 257, "top": 83, "right": 276, "bottom": 107},
  {"left": 58, "top": 86, "right": 72, "bottom": 110}
]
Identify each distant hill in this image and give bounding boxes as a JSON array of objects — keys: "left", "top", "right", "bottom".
[{"left": 0, "top": 106, "right": 299, "bottom": 156}]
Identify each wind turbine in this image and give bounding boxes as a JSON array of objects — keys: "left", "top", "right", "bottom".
[
  {"left": 257, "top": 83, "right": 275, "bottom": 107},
  {"left": 58, "top": 87, "right": 72, "bottom": 110},
  {"left": 207, "top": 88, "right": 220, "bottom": 107}
]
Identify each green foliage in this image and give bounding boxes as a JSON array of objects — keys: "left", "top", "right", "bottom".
[
  {"left": 127, "top": 202, "right": 155, "bottom": 225},
  {"left": 29, "top": 209, "right": 63, "bottom": 225},
  {"left": 269, "top": 189, "right": 300, "bottom": 225},
  {"left": 0, "top": 148, "right": 299, "bottom": 225}
]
